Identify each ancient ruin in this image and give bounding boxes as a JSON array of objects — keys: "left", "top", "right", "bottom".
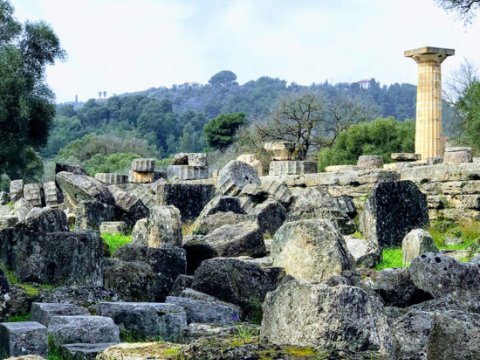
[{"left": 405, "top": 46, "right": 455, "bottom": 160}]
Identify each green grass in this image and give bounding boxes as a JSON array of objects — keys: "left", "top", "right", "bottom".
[
  {"left": 6, "top": 313, "right": 31, "bottom": 322},
  {"left": 102, "top": 233, "right": 132, "bottom": 255},
  {"left": 375, "top": 248, "right": 404, "bottom": 270},
  {"left": 375, "top": 220, "right": 480, "bottom": 270}
]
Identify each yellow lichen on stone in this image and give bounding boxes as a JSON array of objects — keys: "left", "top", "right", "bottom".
[{"left": 96, "top": 342, "right": 185, "bottom": 360}]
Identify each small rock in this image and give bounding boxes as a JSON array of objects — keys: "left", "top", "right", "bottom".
[{"left": 402, "top": 229, "right": 439, "bottom": 266}]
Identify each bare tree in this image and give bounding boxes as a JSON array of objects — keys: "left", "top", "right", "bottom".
[
  {"left": 255, "top": 93, "right": 367, "bottom": 160},
  {"left": 437, "top": 0, "right": 480, "bottom": 23}
]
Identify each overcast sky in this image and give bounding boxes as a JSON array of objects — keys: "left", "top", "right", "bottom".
[{"left": 12, "top": 0, "right": 480, "bottom": 103}]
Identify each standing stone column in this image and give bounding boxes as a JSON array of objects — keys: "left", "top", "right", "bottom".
[{"left": 405, "top": 46, "right": 454, "bottom": 160}]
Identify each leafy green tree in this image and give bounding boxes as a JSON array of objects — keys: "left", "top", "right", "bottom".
[
  {"left": 456, "top": 80, "right": 480, "bottom": 150},
  {"left": 204, "top": 112, "right": 247, "bottom": 150},
  {"left": 0, "top": 0, "right": 64, "bottom": 180},
  {"left": 317, "top": 117, "right": 415, "bottom": 171},
  {"left": 83, "top": 152, "right": 142, "bottom": 176},
  {"left": 209, "top": 70, "right": 237, "bottom": 87}
]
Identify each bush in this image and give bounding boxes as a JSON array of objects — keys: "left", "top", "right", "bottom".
[{"left": 317, "top": 117, "right": 414, "bottom": 171}]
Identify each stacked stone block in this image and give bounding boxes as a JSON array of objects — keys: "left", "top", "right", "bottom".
[
  {"left": 265, "top": 141, "right": 317, "bottom": 176},
  {"left": 167, "top": 153, "right": 209, "bottom": 180},
  {"left": 23, "top": 183, "right": 43, "bottom": 208},
  {"left": 95, "top": 173, "right": 128, "bottom": 185},
  {"left": 130, "top": 158, "right": 156, "bottom": 184},
  {"left": 43, "top": 181, "right": 61, "bottom": 207},
  {"left": 9, "top": 180, "right": 24, "bottom": 202}
]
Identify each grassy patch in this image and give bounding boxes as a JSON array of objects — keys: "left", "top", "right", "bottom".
[
  {"left": 429, "top": 220, "right": 480, "bottom": 252},
  {"left": 102, "top": 233, "right": 132, "bottom": 255},
  {"left": 6, "top": 313, "right": 31, "bottom": 322},
  {"left": 375, "top": 248, "right": 404, "bottom": 270}
]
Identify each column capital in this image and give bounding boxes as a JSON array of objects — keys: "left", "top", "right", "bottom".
[{"left": 404, "top": 46, "right": 455, "bottom": 65}]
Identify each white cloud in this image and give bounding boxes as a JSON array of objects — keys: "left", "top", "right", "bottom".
[{"left": 11, "top": 0, "right": 480, "bottom": 102}]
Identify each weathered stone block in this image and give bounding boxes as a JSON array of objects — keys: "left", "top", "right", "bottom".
[
  {"left": 48, "top": 316, "right": 119, "bottom": 346},
  {"left": 272, "top": 219, "right": 354, "bottom": 282},
  {"left": 9, "top": 180, "right": 23, "bottom": 203},
  {"left": 444, "top": 147, "right": 473, "bottom": 165},
  {"left": 264, "top": 141, "right": 295, "bottom": 161},
  {"left": 166, "top": 296, "right": 240, "bottom": 325},
  {"left": 218, "top": 161, "right": 261, "bottom": 196},
  {"left": 75, "top": 200, "right": 116, "bottom": 231},
  {"left": 261, "top": 281, "right": 393, "bottom": 357},
  {"left": 23, "top": 184, "right": 42, "bottom": 208},
  {"left": 60, "top": 343, "right": 117, "bottom": 360},
  {"left": 357, "top": 155, "right": 384, "bottom": 168},
  {"left": 108, "top": 185, "right": 149, "bottom": 228},
  {"left": 186, "top": 153, "right": 207, "bottom": 167},
  {"left": 402, "top": 229, "right": 439, "bottom": 266},
  {"left": 31, "top": 303, "right": 89, "bottom": 326},
  {"left": 96, "top": 302, "right": 186, "bottom": 341},
  {"left": 95, "top": 173, "right": 128, "bottom": 185},
  {"left": 99, "top": 221, "right": 128, "bottom": 235},
  {"left": 56, "top": 172, "right": 114, "bottom": 208},
  {"left": 237, "top": 154, "right": 263, "bottom": 176},
  {"left": 129, "top": 171, "right": 155, "bottom": 184},
  {"left": 268, "top": 161, "right": 317, "bottom": 176},
  {"left": 391, "top": 153, "right": 421, "bottom": 162},
  {"left": 166, "top": 165, "right": 208, "bottom": 180},
  {"left": 131, "top": 158, "right": 155, "bottom": 173},
  {"left": 0, "top": 216, "right": 17, "bottom": 230},
  {"left": 359, "top": 181, "right": 429, "bottom": 248},
  {"left": 43, "top": 181, "right": 60, "bottom": 206},
  {"left": 146, "top": 206, "right": 182, "bottom": 247},
  {"left": 344, "top": 236, "right": 381, "bottom": 268},
  {"left": 0, "top": 322, "right": 47, "bottom": 358}
]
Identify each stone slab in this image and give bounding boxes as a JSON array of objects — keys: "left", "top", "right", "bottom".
[
  {"left": 0, "top": 322, "right": 47, "bottom": 358},
  {"left": 166, "top": 165, "right": 208, "bottom": 181},
  {"left": 31, "top": 303, "right": 90, "bottom": 327},
  {"left": 131, "top": 158, "right": 155, "bottom": 172},
  {"left": 95, "top": 173, "right": 128, "bottom": 185}
]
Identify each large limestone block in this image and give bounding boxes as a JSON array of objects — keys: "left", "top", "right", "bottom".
[
  {"left": 0, "top": 322, "right": 47, "bottom": 358},
  {"left": 97, "top": 302, "right": 186, "bottom": 341},
  {"left": 444, "top": 147, "right": 473, "bottom": 165},
  {"left": 193, "top": 212, "right": 247, "bottom": 236},
  {"left": 108, "top": 185, "right": 149, "bottom": 228},
  {"left": 74, "top": 200, "right": 116, "bottom": 231},
  {"left": 400, "top": 163, "right": 480, "bottom": 183},
  {"left": 166, "top": 296, "right": 240, "bottom": 325},
  {"left": 130, "top": 218, "right": 148, "bottom": 246},
  {"left": 183, "top": 221, "right": 266, "bottom": 273},
  {"left": 236, "top": 154, "right": 263, "bottom": 176},
  {"left": 131, "top": 158, "right": 155, "bottom": 172},
  {"left": 409, "top": 253, "right": 480, "bottom": 297},
  {"left": 56, "top": 171, "right": 114, "bottom": 208},
  {"left": 146, "top": 206, "right": 182, "bottom": 247},
  {"left": 95, "top": 173, "right": 128, "bottom": 185},
  {"left": 357, "top": 155, "right": 384, "bottom": 169},
  {"left": 268, "top": 161, "right": 317, "bottom": 176},
  {"left": 154, "top": 182, "right": 216, "bottom": 221},
  {"left": 271, "top": 219, "right": 354, "bottom": 282},
  {"left": 129, "top": 171, "right": 155, "bottom": 184},
  {"left": 47, "top": 316, "right": 119, "bottom": 346},
  {"left": 9, "top": 180, "right": 23, "bottom": 203},
  {"left": 264, "top": 141, "right": 295, "bottom": 160},
  {"left": 23, "top": 184, "right": 42, "bottom": 208},
  {"left": 261, "top": 280, "right": 393, "bottom": 357},
  {"left": 186, "top": 153, "right": 208, "bottom": 167},
  {"left": 218, "top": 161, "right": 261, "bottom": 196},
  {"left": 359, "top": 180, "right": 429, "bottom": 248},
  {"left": 191, "top": 258, "right": 283, "bottom": 315},
  {"left": 31, "top": 303, "right": 89, "bottom": 327},
  {"left": 344, "top": 236, "right": 381, "bottom": 268},
  {"left": 166, "top": 165, "right": 208, "bottom": 181},
  {"left": 402, "top": 229, "right": 438, "bottom": 266}
]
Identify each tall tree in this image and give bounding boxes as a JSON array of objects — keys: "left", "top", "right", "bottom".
[
  {"left": 204, "top": 112, "right": 247, "bottom": 150},
  {"left": 0, "top": 0, "right": 65, "bottom": 181}
]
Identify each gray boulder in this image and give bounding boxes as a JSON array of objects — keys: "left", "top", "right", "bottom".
[
  {"left": 391, "top": 310, "right": 433, "bottom": 360},
  {"left": 56, "top": 171, "right": 114, "bottom": 208},
  {"left": 97, "top": 302, "right": 186, "bottom": 341},
  {"left": 75, "top": 200, "right": 116, "bottom": 230},
  {"left": 47, "top": 316, "right": 119, "bottom": 346},
  {"left": 287, "top": 187, "right": 356, "bottom": 235},
  {"left": 409, "top": 252, "right": 480, "bottom": 297},
  {"left": 31, "top": 303, "right": 89, "bottom": 326},
  {"left": 0, "top": 322, "right": 47, "bottom": 358},
  {"left": 218, "top": 160, "right": 261, "bottom": 196},
  {"left": 108, "top": 185, "right": 149, "bottom": 228},
  {"left": 271, "top": 219, "right": 354, "bottom": 282},
  {"left": 170, "top": 275, "right": 194, "bottom": 296},
  {"left": 166, "top": 296, "right": 241, "bottom": 325},
  {"left": 359, "top": 180, "right": 429, "bottom": 248},
  {"left": 248, "top": 200, "right": 286, "bottom": 235},
  {"left": 196, "top": 195, "right": 245, "bottom": 219},
  {"left": 344, "top": 236, "right": 381, "bottom": 268},
  {"left": 145, "top": 206, "right": 182, "bottom": 247},
  {"left": 130, "top": 218, "right": 148, "bottom": 246},
  {"left": 402, "top": 229, "right": 439, "bottom": 266},
  {"left": 193, "top": 212, "right": 247, "bottom": 236},
  {"left": 183, "top": 221, "right": 266, "bottom": 274},
  {"left": 261, "top": 280, "right": 393, "bottom": 358},
  {"left": 366, "top": 268, "right": 432, "bottom": 307},
  {"left": 192, "top": 258, "right": 284, "bottom": 316}
]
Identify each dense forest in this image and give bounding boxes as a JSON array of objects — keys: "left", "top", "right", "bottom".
[{"left": 44, "top": 72, "right": 423, "bottom": 161}]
